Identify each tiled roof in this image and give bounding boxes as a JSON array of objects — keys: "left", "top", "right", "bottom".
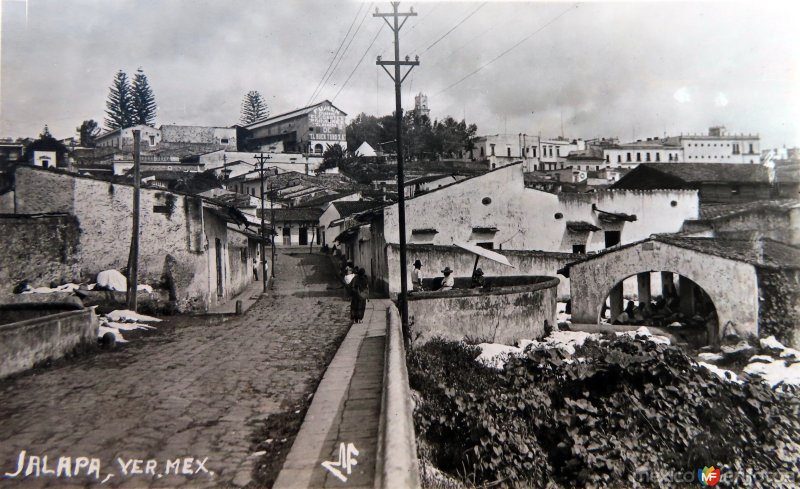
[
  {"left": 698, "top": 199, "right": 800, "bottom": 220},
  {"left": 259, "top": 207, "right": 323, "bottom": 222},
  {"left": 331, "top": 200, "right": 382, "bottom": 217},
  {"left": 566, "top": 221, "right": 601, "bottom": 232},
  {"left": 612, "top": 163, "right": 770, "bottom": 190},
  {"left": 656, "top": 236, "right": 799, "bottom": 270},
  {"left": 563, "top": 236, "right": 800, "bottom": 273},
  {"left": 296, "top": 191, "right": 357, "bottom": 208},
  {"left": 405, "top": 174, "right": 451, "bottom": 185}
]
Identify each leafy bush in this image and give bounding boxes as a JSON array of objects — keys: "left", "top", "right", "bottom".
[{"left": 409, "top": 337, "right": 800, "bottom": 488}]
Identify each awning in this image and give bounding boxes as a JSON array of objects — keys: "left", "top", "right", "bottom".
[
  {"left": 411, "top": 228, "right": 438, "bottom": 235},
  {"left": 566, "top": 221, "right": 601, "bottom": 232},
  {"left": 454, "top": 242, "right": 514, "bottom": 268},
  {"left": 471, "top": 226, "right": 499, "bottom": 234},
  {"left": 592, "top": 204, "right": 637, "bottom": 223}
]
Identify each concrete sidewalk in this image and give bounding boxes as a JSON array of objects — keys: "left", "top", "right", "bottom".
[
  {"left": 274, "top": 299, "right": 389, "bottom": 489},
  {"left": 204, "top": 278, "right": 268, "bottom": 315}
]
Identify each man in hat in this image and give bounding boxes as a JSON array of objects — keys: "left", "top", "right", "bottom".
[
  {"left": 411, "top": 259, "right": 424, "bottom": 291},
  {"left": 471, "top": 268, "right": 486, "bottom": 288},
  {"left": 440, "top": 266, "right": 454, "bottom": 291}
]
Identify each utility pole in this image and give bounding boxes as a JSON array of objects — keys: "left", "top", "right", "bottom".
[
  {"left": 126, "top": 130, "right": 141, "bottom": 311},
  {"left": 254, "top": 152, "right": 271, "bottom": 293},
  {"left": 375, "top": 2, "right": 418, "bottom": 340},
  {"left": 269, "top": 181, "right": 276, "bottom": 278}
]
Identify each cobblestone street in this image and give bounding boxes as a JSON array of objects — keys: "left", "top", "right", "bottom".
[{"left": 0, "top": 250, "right": 352, "bottom": 489}]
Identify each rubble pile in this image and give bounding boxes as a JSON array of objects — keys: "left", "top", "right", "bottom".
[{"left": 409, "top": 336, "right": 800, "bottom": 488}]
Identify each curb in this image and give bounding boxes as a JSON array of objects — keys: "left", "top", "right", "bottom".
[{"left": 375, "top": 304, "right": 421, "bottom": 489}]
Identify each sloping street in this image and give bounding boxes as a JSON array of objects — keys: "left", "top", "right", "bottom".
[{"left": 0, "top": 250, "right": 351, "bottom": 488}]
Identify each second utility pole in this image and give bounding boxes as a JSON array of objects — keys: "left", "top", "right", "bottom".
[{"left": 375, "top": 2, "right": 418, "bottom": 340}]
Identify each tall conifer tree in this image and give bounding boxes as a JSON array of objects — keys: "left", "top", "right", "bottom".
[
  {"left": 240, "top": 91, "right": 268, "bottom": 125},
  {"left": 105, "top": 70, "right": 134, "bottom": 130},
  {"left": 132, "top": 68, "right": 157, "bottom": 126}
]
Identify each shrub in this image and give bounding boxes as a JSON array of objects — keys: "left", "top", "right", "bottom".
[{"left": 409, "top": 337, "right": 800, "bottom": 488}]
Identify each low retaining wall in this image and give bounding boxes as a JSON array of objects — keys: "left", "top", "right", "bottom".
[
  {"left": 0, "top": 307, "right": 98, "bottom": 378},
  {"left": 376, "top": 305, "right": 421, "bottom": 489},
  {"left": 407, "top": 277, "right": 559, "bottom": 346}
]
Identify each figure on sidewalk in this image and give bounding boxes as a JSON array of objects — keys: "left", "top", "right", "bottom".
[
  {"left": 253, "top": 257, "right": 259, "bottom": 281},
  {"left": 350, "top": 267, "right": 369, "bottom": 323},
  {"left": 411, "top": 259, "right": 424, "bottom": 291}
]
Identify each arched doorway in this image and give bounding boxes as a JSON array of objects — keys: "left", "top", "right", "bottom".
[{"left": 598, "top": 271, "right": 719, "bottom": 347}]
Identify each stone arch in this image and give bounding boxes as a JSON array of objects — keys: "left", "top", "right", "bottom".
[
  {"left": 569, "top": 241, "right": 760, "bottom": 340},
  {"left": 597, "top": 271, "right": 719, "bottom": 346}
]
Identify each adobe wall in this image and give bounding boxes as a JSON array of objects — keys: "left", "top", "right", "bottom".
[
  {"left": 569, "top": 241, "right": 760, "bottom": 338},
  {"left": 407, "top": 277, "right": 559, "bottom": 346},
  {"left": 382, "top": 164, "right": 698, "bottom": 253}
]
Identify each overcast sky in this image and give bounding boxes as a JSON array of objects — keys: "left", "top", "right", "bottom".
[{"left": 1, "top": 0, "right": 798, "bottom": 148}]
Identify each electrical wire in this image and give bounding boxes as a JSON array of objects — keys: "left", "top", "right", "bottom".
[
  {"left": 414, "top": 2, "right": 487, "bottom": 56},
  {"left": 332, "top": 24, "right": 385, "bottom": 102},
  {"left": 319, "top": 4, "right": 373, "bottom": 101},
  {"left": 305, "top": 3, "right": 365, "bottom": 107},
  {"left": 435, "top": 4, "right": 579, "bottom": 96}
]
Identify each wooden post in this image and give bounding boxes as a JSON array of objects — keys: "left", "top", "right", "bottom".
[{"left": 126, "top": 130, "right": 141, "bottom": 311}]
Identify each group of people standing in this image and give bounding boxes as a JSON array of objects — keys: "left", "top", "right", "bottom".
[
  {"left": 343, "top": 261, "right": 369, "bottom": 323},
  {"left": 410, "top": 259, "right": 486, "bottom": 292}
]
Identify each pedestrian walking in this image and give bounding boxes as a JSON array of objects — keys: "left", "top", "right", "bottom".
[{"left": 350, "top": 267, "right": 369, "bottom": 323}]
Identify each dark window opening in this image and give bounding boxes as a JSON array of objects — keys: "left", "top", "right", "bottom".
[
  {"left": 572, "top": 244, "right": 586, "bottom": 254},
  {"left": 476, "top": 242, "right": 494, "bottom": 250},
  {"left": 604, "top": 231, "right": 621, "bottom": 248}
]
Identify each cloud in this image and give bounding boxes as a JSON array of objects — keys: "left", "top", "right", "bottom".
[
  {"left": 1, "top": 1, "right": 798, "bottom": 148},
  {"left": 715, "top": 93, "right": 729, "bottom": 107},
  {"left": 674, "top": 87, "right": 691, "bottom": 104}
]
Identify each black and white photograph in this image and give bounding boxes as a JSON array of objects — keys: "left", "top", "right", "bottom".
[{"left": 1, "top": 0, "right": 799, "bottom": 487}]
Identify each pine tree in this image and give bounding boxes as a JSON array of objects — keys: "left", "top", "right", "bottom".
[
  {"left": 240, "top": 91, "right": 268, "bottom": 125},
  {"left": 132, "top": 68, "right": 157, "bottom": 126},
  {"left": 105, "top": 70, "right": 134, "bottom": 130}
]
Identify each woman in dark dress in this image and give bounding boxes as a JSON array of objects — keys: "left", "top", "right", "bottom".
[{"left": 350, "top": 267, "right": 369, "bottom": 323}]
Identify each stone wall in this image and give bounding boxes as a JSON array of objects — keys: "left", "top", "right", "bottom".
[
  {"left": 160, "top": 125, "right": 237, "bottom": 150},
  {"left": 569, "top": 240, "right": 760, "bottom": 338},
  {"left": 757, "top": 268, "right": 800, "bottom": 349},
  {"left": 8, "top": 166, "right": 249, "bottom": 311},
  {"left": 0, "top": 307, "right": 98, "bottom": 378},
  {"left": 0, "top": 215, "right": 81, "bottom": 293},
  {"left": 407, "top": 277, "right": 559, "bottom": 346}
]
